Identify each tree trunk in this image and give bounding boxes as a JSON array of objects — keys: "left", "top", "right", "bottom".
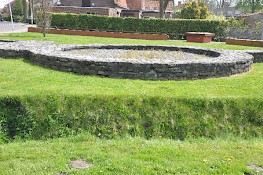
[
  {"left": 164, "top": 0, "right": 170, "bottom": 10},
  {"left": 29, "top": 0, "right": 34, "bottom": 24},
  {"left": 159, "top": 0, "right": 164, "bottom": 18},
  {"left": 160, "top": 0, "right": 170, "bottom": 18},
  {"left": 251, "top": 0, "right": 255, "bottom": 13},
  {"left": 23, "top": 0, "right": 28, "bottom": 22}
]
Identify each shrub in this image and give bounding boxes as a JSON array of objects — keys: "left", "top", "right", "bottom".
[
  {"left": 181, "top": 0, "right": 210, "bottom": 19},
  {"left": 34, "top": 0, "right": 52, "bottom": 37},
  {"left": 51, "top": 13, "right": 228, "bottom": 39},
  {"left": 3, "top": 14, "right": 23, "bottom": 22},
  {"left": 12, "top": 0, "right": 23, "bottom": 16}
]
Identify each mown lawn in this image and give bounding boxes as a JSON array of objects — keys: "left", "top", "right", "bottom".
[
  {"left": 0, "top": 33, "right": 262, "bottom": 175},
  {"left": 0, "top": 59, "right": 263, "bottom": 99},
  {"left": 1, "top": 134, "right": 263, "bottom": 175},
  {"left": 1, "top": 32, "right": 263, "bottom": 50}
]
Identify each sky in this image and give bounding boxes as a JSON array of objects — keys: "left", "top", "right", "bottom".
[{"left": 0, "top": 0, "right": 14, "bottom": 9}]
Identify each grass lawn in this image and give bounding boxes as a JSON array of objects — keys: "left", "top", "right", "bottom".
[
  {"left": 0, "top": 33, "right": 263, "bottom": 174},
  {"left": 1, "top": 32, "right": 263, "bottom": 50},
  {"left": 0, "top": 134, "right": 263, "bottom": 175},
  {"left": 0, "top": 59, "right": 263, "bottom": 99}
]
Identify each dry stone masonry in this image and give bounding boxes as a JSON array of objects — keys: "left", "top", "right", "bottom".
[{"left": 0, "top": 40, "right": 260, "bottom": 80}]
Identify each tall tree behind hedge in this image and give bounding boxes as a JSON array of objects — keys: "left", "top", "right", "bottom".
[
  {"left": 12, "top": 0, "right": 23, "bottom": 16},
  {"left": 236, "top": 0, "right": 263, "bottom": 13},
  {"left": 159, "top": 0, "right": 172, "bottom": 18},
  {"left": 23, "top": 0, "right": 28, "bottom": 22},
  {"left": 181, "top": 0, "right": 210, "bottom": 19}
]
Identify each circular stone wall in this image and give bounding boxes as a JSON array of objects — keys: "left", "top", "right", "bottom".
[{"left": 0, "top": 41, "right": 254, "bottom": 80}]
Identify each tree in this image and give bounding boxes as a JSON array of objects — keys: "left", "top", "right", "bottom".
[
  {"left": 35, "top": 0, "right": 52, "bottom": 37},
  {"left": 159, "top": 0, "right": 172, "bottom": 18},
  {"left": 12, "top": 0, "right": 23, "bottom": 16},
  {"left": 236, "top": 0, "right": 263, "bottom": 13},
  {"left": 181, "top": 0, "right": 210, "bottom": 19},
  {"left": 23, "top": 0, "right": 28, "bottom": 22},
  {"left": 215, "top": 0, "right": 235, "bottom": 8}
]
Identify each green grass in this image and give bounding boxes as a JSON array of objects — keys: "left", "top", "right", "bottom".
[
  {"left": 0, "top": 134, "right": 262, "bottom": 175},
  {"left": 0, "top": 33, "right": 263, "bottom": 174},
  {"left": 0, "top": 59, "right": 262, "bottom": 140},
  {"left": 0, "top": 59, "right": 263, "bottom": 99},
  {"left": 1, "top": 32, "right": 263, "bottom": 50}
]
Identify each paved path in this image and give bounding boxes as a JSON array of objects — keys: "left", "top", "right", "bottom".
[{"left": 0, "top": 21, "right": 36, "bottom": 34}]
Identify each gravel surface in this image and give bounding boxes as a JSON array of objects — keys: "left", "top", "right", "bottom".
[
  {"left": 66, "top": 49, "right": 211, "bottom": 62},
  {"left": 0, "top": 40, "right": 254, "bottom": 64}
]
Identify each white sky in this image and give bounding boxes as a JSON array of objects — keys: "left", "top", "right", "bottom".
[{"left": 0, "top": 0, "right": 14, "bottom": 9}]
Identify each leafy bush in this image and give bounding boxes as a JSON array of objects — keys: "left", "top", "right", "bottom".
[
  {"left": 11, "top": 0, "right": 23, "bottom": 16},
  {"left": 51, "top": 13, "right": 228, "bottom": 38},
  {"left": 3, "top": 14, "right": 23, "bottom": 22},
  {"left": 181, "top": 0, "right": 210, "bottom": 19}
]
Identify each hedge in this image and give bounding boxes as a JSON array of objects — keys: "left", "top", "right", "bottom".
[
  {"left": 51, "top": 13, "right": 229, "bottom": 39},
  {"left": 0, "top": 95, "right": 262, "bottom": 142}
]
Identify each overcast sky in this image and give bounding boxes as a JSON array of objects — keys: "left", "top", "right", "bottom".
[
  {"left": 1, "top": 0, "right": 16, "bottom": 9},
  {"left": 0, "top": 0, "right": 12, "bottom": 9}
]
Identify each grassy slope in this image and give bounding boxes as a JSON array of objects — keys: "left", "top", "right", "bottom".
[
  {"left": 1, "top": 32, "right": 263, "bottom": 50},
  {"left": 0, "top": 135, "right": 262, "bottom": 175}
]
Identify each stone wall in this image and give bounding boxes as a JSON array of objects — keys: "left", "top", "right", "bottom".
[
  {"left": 0, "top": 41, "right": 255, "bottom": 80},
  {"left": 246, "top": 51, "right": 263, "bottom": 63}
]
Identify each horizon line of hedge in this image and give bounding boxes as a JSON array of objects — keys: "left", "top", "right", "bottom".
[
  {"left": 51, "top": 13, "right": 229, "bottom": 39},
  {"left": 0, "top": 95, "right": 262, "bottom": 142}
]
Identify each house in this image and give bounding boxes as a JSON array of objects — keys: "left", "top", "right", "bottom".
[{"left": 51, "top": 0, "right": 174, "bottom": 18}]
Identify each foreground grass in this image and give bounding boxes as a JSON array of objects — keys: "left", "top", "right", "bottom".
[
  {"left": 0, "top": 33, "right": 262, "bottom": 175},
  {"left": 0, "top": 134, "right": 262, "bottom": 175},
  {"left": 0, "top": 59, "right": 262, "bottom": 140},
  {"left": 1, "top": 32, "right": 263, "bottom": 50},
  {"left": 0, "top": 59, "right": 263, "bottom": 99}
]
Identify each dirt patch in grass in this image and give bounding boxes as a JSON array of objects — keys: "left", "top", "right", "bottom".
[
  {"left": 247, "top": 165, "right": 263, "bottom": 174},
  {"left": 70, "top": 159, "right": 93, "bottom": 170}
]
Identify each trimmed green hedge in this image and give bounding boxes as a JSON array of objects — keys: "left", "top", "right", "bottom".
[
  {"left": 51, "top": 13, "right": 229, "bottom": 39},
  {"left": 0, "top": 95, "right": 262, "bottom": 142}
]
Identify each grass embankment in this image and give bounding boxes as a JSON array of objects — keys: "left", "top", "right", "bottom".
[
  {"left": 0, "top": 33, "right": 262, "bottom": 140},
  {"left": 0, "top": 59, "right": 262, "bottom": 140},
  {"left": 1, "top": 134, "right": 263, "bottom": 175},
  {"left": 1, "top": 32, "right": 263, "bottom": 50}
]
